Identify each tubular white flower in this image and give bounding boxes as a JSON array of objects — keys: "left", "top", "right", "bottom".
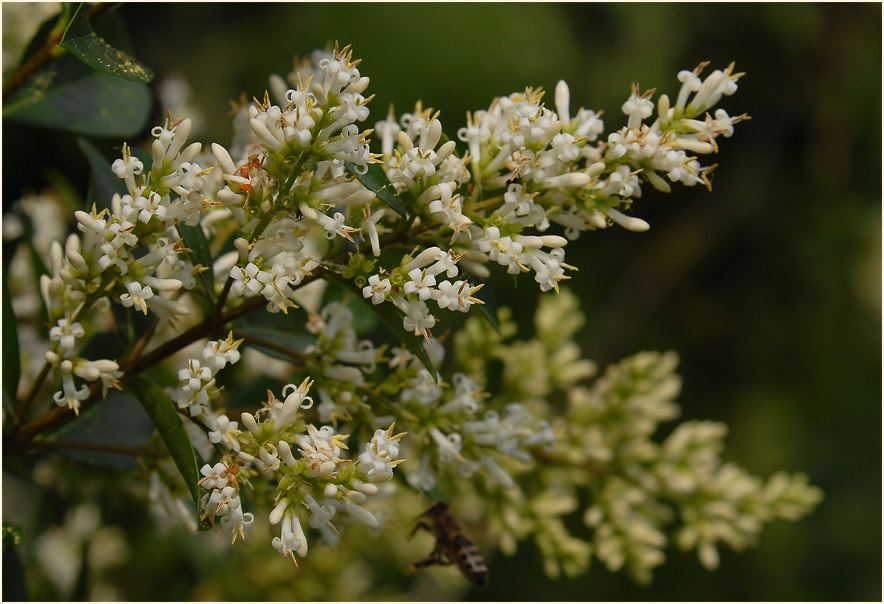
[
  {"left": 345, "top": 500, "right": 379, "bottom": 528},
  {"left": 555, "top": 80, "right": 571, "bottom": 123},
  {"left": 269, "top": 499, "right": 288, "bottom": 525},
  {"left": 607, "top": 208, "right": 650, "bottom": 232}
]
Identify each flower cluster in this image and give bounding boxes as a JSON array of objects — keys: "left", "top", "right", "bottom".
[
  {"left": 34, "top": 115, "right": 216, "bottom": 414},
  {"left": 8, "top": 38, "right": 824, "bottom": 593},
  {"left": 169, "top": 332, "right": 244, "bottom": 419},
  {"left": 198, "top": 376, "right": 405, "bottom": 562},
  {"left": 452, "top": 292, "right": 823, "bottom": 583}
]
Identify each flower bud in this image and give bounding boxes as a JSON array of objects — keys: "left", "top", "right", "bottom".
[
  {"left": 607, "top": 208, "right": 650, "bottom": 232},
  {"left": 240, "top": 412, "right": 259, "bottom": 435},
  {"left": 346, "top": 501, "right": 379, "bottom": 528},
  {"left": 269, "top": 500, "right": 288, "bottom": 525}
]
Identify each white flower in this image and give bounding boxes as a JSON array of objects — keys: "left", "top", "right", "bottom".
[
  {"left": 208, "top": 414, "right": 242, "bottom": 452},
  {"left": 52, "top": 362, "right": 90, "bottom": 415},
  {"left": 120, "top": 281, "right": 154, "bottom": 314},
  {"left": 218, "top": 498, "right": 254, "bottom": 544},
  {"left": 48, "top": 317, "right": 84, "bottom": 356},
  {"left": 621, "top": 87, "right": 655, "bottom": 131},
  {"left": 272, "top": 514, "right": 308, "bottom": 562},
  {"left": 303, "top": 494, "right": 337, "bottom": 529},
  {"left": 357, "top": 423, "right": 406, "bottom": 483},
  {"left": 374, "top": 105, "right": 401, "bottom": 157},
  {"left": 295, "top": 424, "right": 347, "bottom": 477},
  {"left": 201, "top": 333, "right": 243, "bottom": 373},
  {"left": 178, "top": 359, "right": 212, "bottom": 393},
  {"left": 362, "top": 274, "right": 391, "bottom": 305},
  {"left": 403, "top": 267, "right": 436, "bottom": 301},
  {"left": 273, "top": 378, "right": 314, "bottom": 428},
  {"left": 429, "top": 427, "right": 463, "bottom": 463},
  {"left": 111, "top": 147, "right": 143, "bottom": 195},
  {"left": 395, "top": 297, "right": 436, "bottom": 337},
  {"left": 199, "top": 462, "right": 231, "bottom": 490},
  {"left": 346, "top": 500, "right": 379, "bottom": 528}
]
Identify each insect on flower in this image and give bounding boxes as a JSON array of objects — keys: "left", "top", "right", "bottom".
[
  {"left": 410, "top": 501, "right": 488, "bottom": 587},
  {"left": 234, "top": 153, "right": 265, "bottom": 193}
]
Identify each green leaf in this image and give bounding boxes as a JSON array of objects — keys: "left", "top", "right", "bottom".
[
  {"left": 59, "top": 4, "right": 153, "bottom": 83},
  {"left": 324, "top": 273, "right": 438, "bottom": 382},
  {"left": 344, "top": 161, "right": 410, "bottom": 218},
  {"left": 2, "top": 279, "right": 21, "bottom": 407},
  {"left": 1, "top": 523, "right": 28, "bottom": 547},
  {"left": 79, "top": 329, "right": 127, "bottom": 363},
  {"left": 177, "top": 223, "right": 216, "bottom": 303},
  {"left": 4, "top": 71, "right": 151, "bottom": 137},
  {"left": 126, "top": 377, "right": 202, "bottom": 520},
  {"left": 78, "top": 137, "right": 126, "bottom": 212},
  {"left": 1, "top": 544, "right": 27, "bottom": 600},
  {"left": 51, "top": 391, "right": 154, "bottom": 470}
]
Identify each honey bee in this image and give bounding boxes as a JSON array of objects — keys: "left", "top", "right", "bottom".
[{"left": 410, "top": 501, "right": 488, "bottom": 587}]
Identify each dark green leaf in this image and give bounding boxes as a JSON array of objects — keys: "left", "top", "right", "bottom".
[
  {"left": 79, "top": 329, "right": 127, "bottom": 362},
  {"left": 59, "top": 4, "right": 153, "bottom": 83},
  {"left": 177, "top": 223, "right": 215, "bottom": 303},
  {"left": 126, "top": 376, "right": 202, "bottom": 520},
  {"left": 1, "top": 524, "right": 28, "bottom": 547},
  {"left": 2, "top": 279, "right": 21, "bottom": 408},
  {"left": 78, "top": 137, "right": 126, "bottom": 212},
  {"left": 324, "top": 273, "right": 438, "bottom": 381},
  {"left": 52, "top": 391, "right": 154, "bottom": 470},
  {"left": 344, "top": 161, "right": 410, "bottom": 218},
  {"left": 2, "top": 545, "right": 27, "bottom": 600},
  {"left": 4, "top": 71, "right": 151, "bottom": 137}
]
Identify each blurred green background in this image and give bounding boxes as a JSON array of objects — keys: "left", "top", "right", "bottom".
[{"left": 4, "top": 2, "right": 881, "bottom": 601}]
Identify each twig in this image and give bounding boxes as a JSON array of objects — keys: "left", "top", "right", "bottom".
[
  {"left": 23, "top": 439, "right": 162, "bottom": 458},
  {"left": 126, "top": 319, "right": 159, "bottom": 364},
  {"left": 214, "top": 276, "right": 234, "bottom": 313},
  {"left": 12, "top": 361, "right": 51, "bottom": 427},
  {"left": 230, "top": 329, "right": 310, "bottom": 365}
]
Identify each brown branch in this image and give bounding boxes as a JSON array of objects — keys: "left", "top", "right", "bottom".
[
  {"left": 22, "top": 439, "right": 162, "bottom": 458},
  {"left": 214, "top": 276, "right": 235, "bottom": 313},
  {"left": 12, "top": 361, "right": 51, "bottom": 427},
  {"left": 125, "top": 319, "right": 159, "bottom": 364},
  {"left": 230, "top": 329, "right": 310, "bottom": 365}
]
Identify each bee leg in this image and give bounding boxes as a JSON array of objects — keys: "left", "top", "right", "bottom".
[
  {"left": 412, "top": 554, "right": 453, "bottom": 569},
  {"left": 409, "top": 521, "right": 433, "bottom": 539},
  {"left": 412, "top": 543, "right": 453, "bottom": 570}
]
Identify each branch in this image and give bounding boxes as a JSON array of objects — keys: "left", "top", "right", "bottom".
[
  {"left": 229, "top": 329, "right": 310, "bottom": 365},
  {"left": 12, "top": 361, "right": 51, "bottom": 427},
  {"left": 20, "top": 439, "right": 162, "bottom": 458}
]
